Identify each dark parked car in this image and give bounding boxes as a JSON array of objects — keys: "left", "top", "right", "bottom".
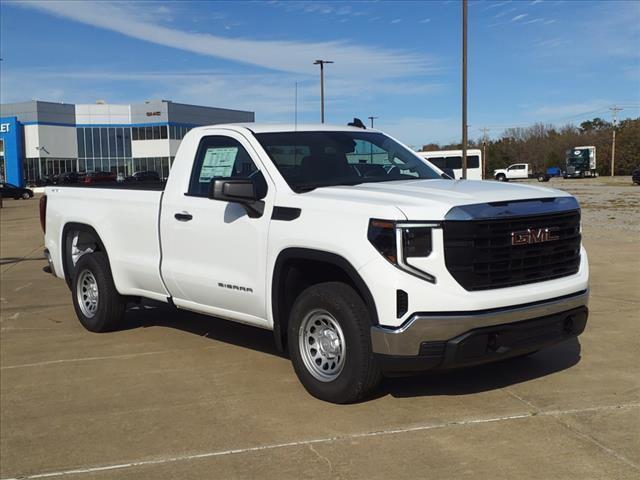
[
  {"left": 52, "top": 172, "right": 84, "bottom": 184},
  {"left": 82, "top": 171, "right": 117, "bottom": 184},
  {"left": 632, "top": 167, "right": 640, "bottom": 185},
  {"left": 0, "top": 182, "right": 34, "bottom": 199},
  {"left": 125, "top": 171, "right": 161, "bottom": 182}
]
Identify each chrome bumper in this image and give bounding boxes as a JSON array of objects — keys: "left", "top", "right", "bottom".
[{"left": 371, "top": 290, "right": 589, "bottom": 356}]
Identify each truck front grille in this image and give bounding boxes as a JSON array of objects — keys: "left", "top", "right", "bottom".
[{"left": 443, "top": 210, "right": 581, "bottom": 291}]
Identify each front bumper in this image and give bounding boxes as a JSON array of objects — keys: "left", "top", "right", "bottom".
[{"left": 371, "top": 290, "right": 588, "bottom": 372}]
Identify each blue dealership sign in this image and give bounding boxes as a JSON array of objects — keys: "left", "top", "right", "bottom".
[{"left": 0, "top": 116, "right": 24, "bottom": 187}]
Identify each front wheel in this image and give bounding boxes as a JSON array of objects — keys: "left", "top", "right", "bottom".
[
  {"left": 71, "top": 252, "right": 126, "bottom": 332},
  {"left": 288, "top": 282, "right": 382, "bottom": 403},
  {"left": 21, "top": 192, "right": 31, "bottom": 199},
  {"left": 496, "top": 174, "right": 507, "bottom": 182}
]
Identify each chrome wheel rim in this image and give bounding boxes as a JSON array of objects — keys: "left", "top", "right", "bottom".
[
  {"left": 77, "top": 269, "right": 99, "bottom": 318},
  {"left": 298, "top": 309, "right": 346, "bottom": 382}
]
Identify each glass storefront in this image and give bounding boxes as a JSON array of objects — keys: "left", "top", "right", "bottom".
[{"left": 77, "top": 126, "right": 132, "bottom": 175}]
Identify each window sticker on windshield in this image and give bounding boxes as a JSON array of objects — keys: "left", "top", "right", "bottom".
[{"left": 199, "top": 147, "right": 238, "bottom": 182}]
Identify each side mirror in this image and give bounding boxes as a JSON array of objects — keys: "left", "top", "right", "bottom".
[
  {"left": 208, "top": 178, "right": 265, "bottom": 218},
  {"left": 441, "top": 167, "right": 455, "bottom": 180}
]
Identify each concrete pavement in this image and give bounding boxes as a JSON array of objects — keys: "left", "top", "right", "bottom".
[{"left": 1, "top": 179, "right": 638, "bottom": 479}]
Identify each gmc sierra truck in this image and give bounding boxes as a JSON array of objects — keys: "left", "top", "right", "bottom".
[{"left": 41, "top": 123, "right": 589, "bottom": 403}]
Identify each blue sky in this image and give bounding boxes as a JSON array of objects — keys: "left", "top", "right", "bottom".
[{"left": 1, "top": 0, "right": 639, "bottom": 145}]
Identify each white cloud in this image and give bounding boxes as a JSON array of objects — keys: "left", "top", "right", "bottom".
[
  {"left": 391, "top": 18, "right": 402, "bottom": 24},
  {"left": 15, "top": 1, "right": 429, "bottom": 80},
  {"left": 511, "top": 14, "right": 528, "bottom": 22},
  {"left": 419, "top": 18, "right": 431, "bottom": 24}
]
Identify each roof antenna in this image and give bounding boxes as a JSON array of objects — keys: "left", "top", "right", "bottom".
[{"left": 348, "top": 117, "right": 366, "bottom": 129}]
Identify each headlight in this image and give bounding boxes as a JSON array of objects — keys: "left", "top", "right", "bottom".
[{"left": 368, "top": 219, "right": 438, "bottom": 283}]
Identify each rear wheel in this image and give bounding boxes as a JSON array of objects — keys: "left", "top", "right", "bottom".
[
  {"left": 288, "top": 282, "right": 382, "bottom": 403},
  {"left": 71, "top": 252, "right": 126, "bottom": 332},
  {"left": 21, "top": 192, "right": 31, "bottom": 199},
  {"left": 496, "top": 174, "right": 507, "bottom": 182}
]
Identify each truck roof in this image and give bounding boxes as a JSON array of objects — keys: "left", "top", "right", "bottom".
[{"left": 191, "top": 123, "right": 380, "bottom": 134}]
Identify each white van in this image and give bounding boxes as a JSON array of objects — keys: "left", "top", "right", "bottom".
[{"left": 418, "top": 149, "right": 483, "bottom": 180}]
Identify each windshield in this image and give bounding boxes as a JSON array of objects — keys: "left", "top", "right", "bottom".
[{"left": 254, "top": 131, "right": 441, "bottom": 192}]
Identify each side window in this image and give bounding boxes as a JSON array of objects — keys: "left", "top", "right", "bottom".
[
  {"left": 188, "top": 136, "right": 259, "bottom": 197},
  {"left": 446, "top": 156, "right": 462, "bottom": 170},
  {"left": 428, "top": 157, "right": 446, "bottom": 169},
  {"left": 468, "top": 155, "right": 479, "bottom": 169}
]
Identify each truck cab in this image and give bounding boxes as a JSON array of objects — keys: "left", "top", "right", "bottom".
[
  {"left": 565, "top": 146, "right": 597, "bottom": 178},
  {"left": 493, "top": 163, "right": 529, "bottom": 181}
]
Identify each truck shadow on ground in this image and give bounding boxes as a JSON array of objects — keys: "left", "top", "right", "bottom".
[
  {"left": 379, "top": 338, "right": 581, "bottom": 398},
  {"left": 120, "top": 301, "right": 581, "bottom": 398},
  {"left": 121, "top": 301, "right": 285, "bottom": 359}
]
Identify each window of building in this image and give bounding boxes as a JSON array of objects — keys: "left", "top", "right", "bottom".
[
  {"left": 108, "top": 128, "right": 116, "bottom": 157},
  {"left": 84, "top": 129, "right": 93, "bottom": 158},
  {"left": 116, "top": 128, "right": 124, "bottom": 157},
  {"left": 77, "top": 129, "right": 85, "bottom": 158},
  {"left": 160, "top": 125, "right": 168, "bottom": 139},
  {"left": 132, "top": 127, "right": 139, "bottom": 141},
  {"left": 124, "top": 128, "right": 131, "bottom": 156},
  {"left": 100, "top": 128, "right": 109, "bottom": 158}
]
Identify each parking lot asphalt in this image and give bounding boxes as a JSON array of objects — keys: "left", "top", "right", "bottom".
[{"left": 1, "top": 177, "right": 639, "bottom": 479}]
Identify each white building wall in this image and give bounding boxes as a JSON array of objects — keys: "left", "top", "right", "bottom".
[
  {"left": 23, "top": 124, "right": 77, "bottom": 158},
  {"left": 131, "top": 139, "right": 171, "bottom": 158},
  {"left": 75, "top": 104, "right": 131, "bottom": 125}
]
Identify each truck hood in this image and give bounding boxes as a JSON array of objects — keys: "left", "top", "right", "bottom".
[{"left": 301, "top": 179, "right": 571, "bottom": 220}]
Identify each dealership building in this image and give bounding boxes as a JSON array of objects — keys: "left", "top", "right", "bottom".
[{"left": 0, "top": 100, "right": 254, "bottom": 186}]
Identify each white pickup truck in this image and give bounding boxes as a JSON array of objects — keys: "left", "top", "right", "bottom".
[
  {"left": 494, "top": 163, "right": 550, "bottom": 182},
  {"left": 41, "top": 123, "right": 589, "bottom": 403}
]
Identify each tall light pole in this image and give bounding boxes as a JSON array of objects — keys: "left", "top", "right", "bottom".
[
  {"left": 610, "top": 105, "right": 622, "bottom": 177},
  {"left": 314, "top": 60, "right": 333, "bottom": 123},
  {"left": 461, "top": 0, "right": 468, "bottom": 179},
  {"left": 368, "top": 116, "right": 378, "bottom": 128}
]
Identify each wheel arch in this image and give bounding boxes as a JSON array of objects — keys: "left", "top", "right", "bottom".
[
  {"left": 271, "top": 248, "right": 378, "bottom": 353},
  {"left": 61, "top": 222, "right": 111, "bottom": 287}
]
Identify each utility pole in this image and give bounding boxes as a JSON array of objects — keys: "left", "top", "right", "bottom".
[
  {"left": 294, "top": 82, "right": 298, "bottom": 129},
  {"left": 610, "top": 105, "right": 622, "bottom": 177},
  {"left": 368, "top": 116, "right": 378, "bottom": 128},
  {"left": 461, "top": 0, "right": 468, "bottom": 179},
  {"left": 313, "top": 60, "right": 334, "bottom": 123},
  {"left": 481, "top": 127, "right": 490, "bottom": 180}
]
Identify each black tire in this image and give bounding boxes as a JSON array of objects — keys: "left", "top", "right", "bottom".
[
  {"left": 71, "top": 252, "right": 126, "bottom": 332},
  {"left": 496, "top": 174, "right": 507, "bottom": 182},
  {"left": 288, "top": 282, "right": 382, "bottom": 403},
  {"left": 21, "top": 192, "right": 31, "bottom": 200},
  {"left": 537, "top": 175, "right": 546, "bottom": 182}
]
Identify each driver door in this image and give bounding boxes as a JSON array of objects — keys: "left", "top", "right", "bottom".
[{"left": 160, "top": 132, "right": 274, "bottom": 327}]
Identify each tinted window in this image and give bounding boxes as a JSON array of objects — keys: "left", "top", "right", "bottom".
[
  {"left": 124, "top": 128, "right": 132, "bottom": 157},
  {"left": 77, "top": 129, "right": 85, "bottom": 158},
  {"left": 92, "top": 128, "right": 101, "bottom": 158},
  {"left": 160, "top": 125, "right": 168, "bottom": 139},
  {"left": 188, "top": 136, "right": 259, "bottom": 196},
  {"left": 145, "top": 126, "right": 153, "bottom": 140},
  {"left": 426, "top": 157, "right": 446, "bottom": 169},
  {"left": 100, "top": 128, "right": 109, "bottom": 158},
  {"left": 468, "top": 155, "right": 479, "bottom": 169},
  {"left": 445, "top": 156, "right": 462, "bottom": 169},
  {"left": 116, "top": 128, "right": 124, "bottom": 157},
  {"left": 132, "top": 127, "right": 139, "bottom": 141},
  {"left": 108, "top": 128, "right": 116, "bottom": 157},
  {"left": 256, "top": 131, "right": 439, "bottom": 192},
  {"left": 84, "top": 129, "right": 93, "bottom": 158}
]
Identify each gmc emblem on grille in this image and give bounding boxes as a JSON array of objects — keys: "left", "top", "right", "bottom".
[{"left": 511, "top": 227, "right": 560, "bottom": 245}]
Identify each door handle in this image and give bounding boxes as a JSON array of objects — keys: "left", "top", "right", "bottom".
[{"left": 174, "top": 212, "right": 193, "bottom": 222}]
